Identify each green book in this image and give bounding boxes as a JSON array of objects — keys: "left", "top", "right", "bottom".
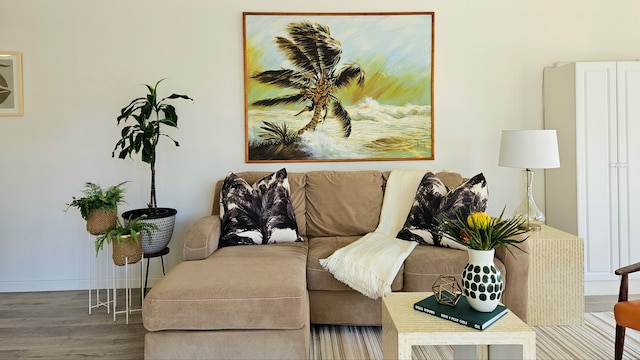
[{"left": 413, "top": 294, "right": 508, "bottom": 330}]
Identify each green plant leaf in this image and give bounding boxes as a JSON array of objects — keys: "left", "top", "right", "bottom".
[
  {"left": 112, "top": 79, "right": 192, "bottom": 207},
  {"left": 66, "top": 182, "right": 128, "bottom": 221},
  {"left": 164, "top": 93, "right": 193, "bottom": 101},
  {"left": 435, "top": 206, "right": 529, "bottom": 253}
]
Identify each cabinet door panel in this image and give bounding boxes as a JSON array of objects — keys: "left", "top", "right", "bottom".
[
  {"left": 617, "top": 62, "right": 640, "bottom": 269},
  {"left": 545, "top": 61, "right": 640, "bottom": 286},
  {"left": 579, "top": 63, "right": 618, "bottom": 280}
]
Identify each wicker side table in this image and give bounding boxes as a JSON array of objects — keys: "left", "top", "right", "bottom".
[
  {"left": 526, "top": 225, "right": 584, "bottom": 326},
  {"left": 382, "top": 292, "right": 536, "bottom": 360}
]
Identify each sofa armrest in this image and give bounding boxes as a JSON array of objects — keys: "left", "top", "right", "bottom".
[
  {"left": 495, "top": 239, "right": 530, "bottom": 323},
  {"left": 182, "top": 215, "right": 221, "bottom": 261}
]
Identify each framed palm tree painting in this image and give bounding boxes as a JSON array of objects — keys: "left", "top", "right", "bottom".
[{"left": 244, "top": 12, "right": 434, "bottom": 162}]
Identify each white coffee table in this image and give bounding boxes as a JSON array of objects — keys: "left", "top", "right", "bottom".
[{"left": 382, "top": 292, "right": 536, "bottom": 360}]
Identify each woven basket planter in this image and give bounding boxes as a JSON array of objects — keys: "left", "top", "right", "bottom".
[
  {"left": 122, "top": 208, "right": 177, "bottom": 254},
  {"left": 86, "top": 209, "right": 117, "bottom": 235},
  {"left": 111, "top": 233, "right": 143, "bottom": 266}
]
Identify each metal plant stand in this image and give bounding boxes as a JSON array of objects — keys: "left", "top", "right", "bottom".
[
  {"left": 88, "top": 235, "right": 113, "bottom": 315},
  {"left": 112, "top": 255, "right": 144, "bottom": 324}
]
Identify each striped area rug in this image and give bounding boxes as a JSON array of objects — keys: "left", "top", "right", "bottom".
[{"left": 310, "top": 312, "right": 640, "bottom": 359}]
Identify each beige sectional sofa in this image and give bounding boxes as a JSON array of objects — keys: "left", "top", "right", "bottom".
[{"left": 143, "top": 170, "right": 530, "bottom": 359}]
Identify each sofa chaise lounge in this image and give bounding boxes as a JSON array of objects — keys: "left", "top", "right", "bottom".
[{"left": 142, "top": 170, "right": 530, "bottom": 359}]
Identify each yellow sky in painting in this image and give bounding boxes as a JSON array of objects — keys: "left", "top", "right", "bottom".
[{"left": 244, "top": 13, "right": 433, "bottom": 106}]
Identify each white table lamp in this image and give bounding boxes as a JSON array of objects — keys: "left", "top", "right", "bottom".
[{"left": 498, "top": 130, "right": 560, "bottom": 231}]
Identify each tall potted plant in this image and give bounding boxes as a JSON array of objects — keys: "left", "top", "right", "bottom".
[{"left": 112, "top": 79, "right": 193, "bottom": 254}]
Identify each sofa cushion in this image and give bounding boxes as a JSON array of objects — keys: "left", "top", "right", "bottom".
[
  {"left": 305, "top": 170, "right": 384, "bottom": 238},
  {"left": 143, "top": 242, "right": 308, "bottom": 331},
  {"left": 144, "top": 324, "right": 310, "bottom": 360},
  {"left": 381, "top": 170, "right": 465, "bottom": 193},
  {"left": 287, "top": 173, "right": 307, "bottom": 236},
  {"left": 306, "top": 236, "right": 403, "bottom": 291},
  {"left": 309, "top": 290, "right": 382, "bottom": 326},
  {"left": 403, "top": 245, "right": 506, "bottom": 292},
  {"left": 435, "top": 171, "right": 465, "bottom": 190},
  {"left": 220, "top": 168, "right": 301, "bottom": 246}
]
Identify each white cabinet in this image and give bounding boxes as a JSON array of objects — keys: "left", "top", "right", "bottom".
[{"left": 543, "top": 61, "right": 640, "bottom": 290}]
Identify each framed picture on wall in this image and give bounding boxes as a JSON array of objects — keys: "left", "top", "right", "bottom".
[
  {"left": 0, "top": 51, "right": 24, "bottom": 116},
  {"left": 243, "top": 12, "right": 435, "bottom": 162}
]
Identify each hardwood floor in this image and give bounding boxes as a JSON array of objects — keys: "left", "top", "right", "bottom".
[
  {"left": 585, "top": 294, "right": 619, "bottom": 312},
  {"left": 0, "top": 290, "right": 145, "bottom": 359},
  {"left": 0, "top": 290, "right": 630, "bottom": 359},
  {"left": 585, "top": 293, "right": 640, "bottom": 312}
]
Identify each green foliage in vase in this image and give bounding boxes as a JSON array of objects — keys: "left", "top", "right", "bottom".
[
  {"left": 94, "top": 215, "right": 159, "bottom": 255},
  {"left": 436, "top": 207, "right": 529, "bottom": 254},
  {"left": 66, "top": 181, "right": 128, "bottom": 220}
]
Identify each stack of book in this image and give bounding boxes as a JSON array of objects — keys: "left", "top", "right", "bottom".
[{"left": 413, "top": 294, "right": 508, "bottom": 330}]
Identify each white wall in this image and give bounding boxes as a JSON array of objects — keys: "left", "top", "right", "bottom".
[{"left": 1, "top": 0, "right": 639, "bottom": 292}]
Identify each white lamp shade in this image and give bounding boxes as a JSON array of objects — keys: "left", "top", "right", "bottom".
[{"left": 499, "top": 130, "right": 560, "bottom": 169}]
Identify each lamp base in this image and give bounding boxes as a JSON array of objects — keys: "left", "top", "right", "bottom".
[
  {"left": 513, "top": 169, "right": 545, "bottom": 232},
  {"left": 519, "top": 222, "right": 542, "bottom": 232}
]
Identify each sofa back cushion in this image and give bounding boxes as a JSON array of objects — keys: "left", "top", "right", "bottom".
[
  {"left": 305, "top": 170, "right": 384, "bottom": 238},
  {"left": 381, "top": 171, "right": 465, "bottom": 192},
  {"left": 435, "top": 171, "right": 465, "bottom": 190},
  {"left": 211, "top": 170, "right": 462, "bottom": 239}
]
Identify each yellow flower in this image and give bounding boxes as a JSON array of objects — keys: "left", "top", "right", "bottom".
[
  {"left": 467, "top": 212, "right": 493, "bottom": 230},
  {"left": 437, "top": 206, "right": 528, "bottom": 252}
]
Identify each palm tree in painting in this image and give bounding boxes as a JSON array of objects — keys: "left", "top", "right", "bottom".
[{"left": 251, "top": 21, "right": 365, "bottom": 139}]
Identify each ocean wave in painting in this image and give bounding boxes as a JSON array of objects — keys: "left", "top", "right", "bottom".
[{"left": 247, "top": 97, "right": 432, "bottom": 161}]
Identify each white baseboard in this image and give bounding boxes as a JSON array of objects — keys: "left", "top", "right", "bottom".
[
  {"left": 584, "top": 279, "right": 640, "bottom": 296},
  {"left": 0, "top": 279, "right": 88, "bottom": 292},
  {"left": 0, "top": 276, "right": 163, "bottom": 293}
]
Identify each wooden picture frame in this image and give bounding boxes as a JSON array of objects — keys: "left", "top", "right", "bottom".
[
  {"left": 0, "top": 51, "right": 23, "bottom": 116},
  {"left": 243, "top": 12, "right": 434, "bottom": 162}
]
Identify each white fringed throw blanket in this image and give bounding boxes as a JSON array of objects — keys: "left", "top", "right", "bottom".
[{"left": 319, "top": 170, "right": 425, "bottom": 299}]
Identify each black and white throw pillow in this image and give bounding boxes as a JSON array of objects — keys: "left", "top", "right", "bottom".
[
  {"left": 432, "top": 173, "right": 488, "bottom": 249},
  {"left": 397, "top": 172, "right": 489, "bottom": 249},
  {"left": 437, "top": 173, "right": 488, "bottom": 225},
  {"left": 396, "top": 172, "right": 448, "bottom": 245},
  {"left": 220, "top": 168, "right": 302, "bottom": 247}
]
